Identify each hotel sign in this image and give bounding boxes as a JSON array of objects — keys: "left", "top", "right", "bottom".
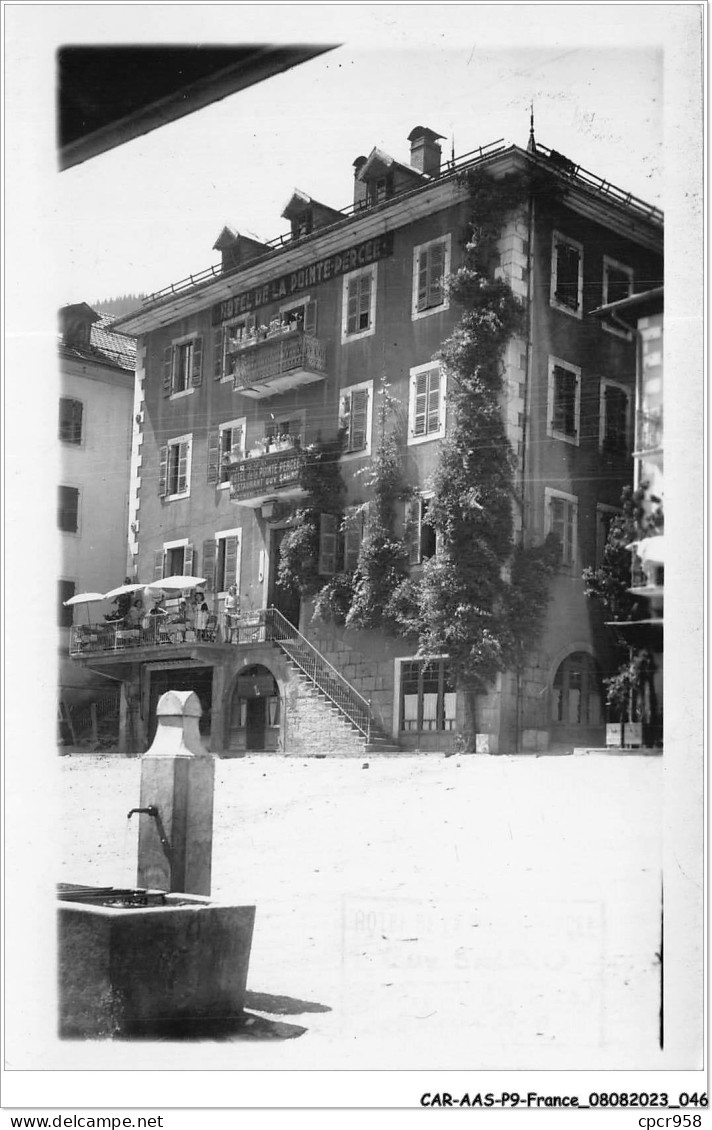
[
  {"left": 229, "top": 451, "right": 303, "bottom": 502},
  {"left": 212, "top": 232, "right": 394, "bottom": 325}
]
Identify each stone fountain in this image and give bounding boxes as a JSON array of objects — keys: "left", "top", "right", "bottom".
[{"left": 58, "top": 691, "right": 255, "bottom": 1038}]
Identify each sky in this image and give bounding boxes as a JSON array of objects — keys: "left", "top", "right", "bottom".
[{"left": 6, "top": 4, "right": 693, "bottom": 309}]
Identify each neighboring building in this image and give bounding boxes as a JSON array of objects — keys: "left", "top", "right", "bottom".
[
  {"left": 71, "top": 126, "right": 663, "bottom": 756},
  {"left": 58, "top": 303, "right": 136, "bottom": 722},
  {"left": 590, "top": 287, "right": 664, "bottom": 743}
]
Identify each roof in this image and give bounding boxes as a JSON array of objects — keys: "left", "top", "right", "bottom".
[
  {"left": 113, "top": 137, "right": 664, "bottom": 335},
  {"left": 589, "top": 286, "right": 664, "bottom": 325},
  {"left": 60, "top": 311, "right": 136, "bottom": 372}
]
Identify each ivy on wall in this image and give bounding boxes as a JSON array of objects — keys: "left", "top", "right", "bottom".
[
  {"left": 391, "top": 169, "right": 559, "bottom": 703},
  {"left": 276, "top": 433, "right": 346, "bottom": 599}
]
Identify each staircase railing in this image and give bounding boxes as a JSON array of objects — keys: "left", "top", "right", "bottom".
[{"left": 261, "top": 607, "right": 372, "bottom": 739}]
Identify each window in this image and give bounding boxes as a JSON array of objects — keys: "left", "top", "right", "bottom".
[
  {"left": 264, "top": 414, "right": 304, "bottom": 446},
  {"left": 366, "top": 174, "right": 393, "bottom": 206},
  {"left": 163, "top": 335, "right": 203, "bottom": 396},
  {"left": 154, "top": 539, "right": 195, "bottom": 580},
  {"left": 400, "top": 659, "right": 456, "bottom": 732},
  {"left": 342, "top": 265, "right": 377, "bottom": 342},
  {"left": 279, "top": 298, "right": 317, "bottom": 334},
  {"left": 412, "top": 234, "right": 451, "bottom": 319},
  {"left": 207, "top": 417, "right": 246, "bottom": 486},
  {"left": 59, "top": 397, "right": 83, "bottom": 444},
  {"left": 550, "top": 231, "right": 583, "bottom": 317},
  {"left": 58, "top": 485, "right": 79, "bottom": 532},
  {"left": 213, "top": 529, "right": 241, "bottom": 593},
  {"left": 58, "top": 579, "right": 75, "bottom": 628},
  {"left": 341, "top": 381, "right": 373, "bottom": 456},
  {"left": 217, "top": 316, "right": 255, "bottom": 380},
  {"left": 599, "top": 380, "right": 631, "bottom": 454},
  {"left": 545, "top": 488, "right": 578, "bottom": 567},
  {"left": 406, "top": 496, "right": 437, "bottom": 564},
  {"left": 602, "top": 256, "right": 634, "bottom": 338},
  {"left": 159, "top": 434, "right": 192, "bottom": 499},
  {"left": 603, "top": 256, "right": 633, "bottom": 305},
  {"left": 342, "top": 507, "right": 364, "bottom": 572},
  {"left": 552, "top": 652, "right": 602, "bottom": 727},
  {"left": 318, "top": 514, "right": 338, "bottom": 576},
  {"left": 547, "top": 357, "right": 581, "bottom": 445},
  {"left": 408, "top": 363, "right": 446, "bottom": 444}
]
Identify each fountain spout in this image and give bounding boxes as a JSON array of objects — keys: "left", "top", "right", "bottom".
[{"left": 127, "top": 805, "right": 158, "bottom": 820}]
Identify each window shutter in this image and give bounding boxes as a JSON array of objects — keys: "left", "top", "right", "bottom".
[
  {"left": 202, "top": 539, "right": 217, "bottom": 593},
  {"left": 207, "top": 428, "right": 220, "bottom": 485},
  {"left": 213, "top": 327, "right": 224, "bottom": 380},
  {"left": 428, "top": 240, "right": 445, "bottom": 307},
  {"left": 153, "top": 549, "right": 165, "bottom": 581},
  {"left": 555, "top": 243, "right": 580, "bottom": 309},
  {"left": 349, "top": 388, "right": 369, "bottom": 451},
  {"left": 343, "top": 518, "right": 362, "bottom": 572},
  {"left": 413, "top": 372, "right": 429, "bottom": 436},
  {"left": 346, "top": 278, "right": 358, "bottom": 334},
  {"left": 554, "top": 367, "right": 576, "bottom": 436},
  {"left": 224, "top": 535, "right": 239, "bottom": 588},
  {"left": 427, "top": 369, "right": 441, "bottom": 433},
  {"left": 417, "top": 246, "right": 430, "bottom": 309},
  {"left": 58, "top": 485, "right": 79, "bottom": 532},
  {"left": 163, "top": 346, "right": 173, "bottom": 397},
  {"left": 191, "top": 336, "right": 203, "bottom": 386},
  {"left": 358, "top": 274, "right": 371, "bottom": 328},
  {"left": 318, "top": 514, "right": 337, "bottom": 575},
  {"left": 184, "top": 543, "right": 195, "bottom": 576},
  {"left": 177, "top": 441, "right": 189, "bottom": 494},
  {"left": 303, "top": 300, "right": 317, "bottom": 335},
  {"left": 158, "top": 444, "right": 168, "bottom": 497},
  {"left": 406, "top": 499, "right": 421, "bottom": 564}
]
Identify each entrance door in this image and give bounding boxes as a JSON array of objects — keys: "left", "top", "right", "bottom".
[
  {"left": 245, "top": 698, "right": 266, "bottom": 751},
  {"left": 268, "top": 528, "right": 301, "bottom": 627}
]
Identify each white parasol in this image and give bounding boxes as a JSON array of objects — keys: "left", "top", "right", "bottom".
[
  {"left": 147, "top": 576, "right": 207, "bottom": 593},
  {"left": 104, "top": 581, "right": 149, "bottom": 601},
  {"left": 63, "top": 591, "right": 108, "bottom": 625}
]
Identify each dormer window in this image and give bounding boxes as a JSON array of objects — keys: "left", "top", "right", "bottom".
[{"left": 367, "top": 174, "right": 393, "bottom": 206}]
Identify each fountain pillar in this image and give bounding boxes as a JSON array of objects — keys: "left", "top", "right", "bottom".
[{"left": 135, "top": 690, "right": 214, "bottom": 895}]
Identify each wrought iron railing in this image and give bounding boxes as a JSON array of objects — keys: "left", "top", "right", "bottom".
[
  {"left": 68, "top": 618, "right": 217, "bottom": 656},
  {"left": 260, "top": 607, "right": 372, "bottom": 739},
  {"left": 233, "top": 331, "right": 326, "bottom": 390}
]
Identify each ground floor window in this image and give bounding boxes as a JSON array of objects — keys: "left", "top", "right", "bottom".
[
  {"left": 551, "top": 651, "right": 603, "bottom": 726},
  {"left": 400, "top": 659, "right": 456, "bottom": 732}
]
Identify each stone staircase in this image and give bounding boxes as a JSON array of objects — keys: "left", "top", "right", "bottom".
[{"left": 264, "top": 607, "right": 399, "bottom": 753}]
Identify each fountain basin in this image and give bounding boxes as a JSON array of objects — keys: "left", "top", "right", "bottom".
[{"left": 58, "top": 885, "right": 255, "bottom": 1038}]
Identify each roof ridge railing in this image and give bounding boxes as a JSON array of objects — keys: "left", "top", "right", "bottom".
[{"left": 139, "top": 137, "right": 661, "bottom": 307}]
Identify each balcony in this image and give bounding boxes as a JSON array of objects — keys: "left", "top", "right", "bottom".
[
  {"left": 228, "top": 443, "right": 306, "bottom": 508},
  {"left": 232, "top": 327, "right": 327, "bottom": 399}
]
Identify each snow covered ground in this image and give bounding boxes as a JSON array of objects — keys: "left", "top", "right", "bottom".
[{"left": 56, "top": 751, "right": 663, "bottom": 1071}]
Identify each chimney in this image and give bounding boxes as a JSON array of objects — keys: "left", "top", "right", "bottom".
[
  {"left": 353, "top": 155, "right": 368, "bottom": 207},
  {"left": 407, "top": 126, "right": 444, "bottom": 178}
]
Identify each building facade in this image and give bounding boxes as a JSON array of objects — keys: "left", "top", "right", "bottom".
[
  {"left": 58, "top": 304, "right": 136, "bottom": 719},
  {"left": 74, "top": 127, "right": 663, "bottom": 756}
]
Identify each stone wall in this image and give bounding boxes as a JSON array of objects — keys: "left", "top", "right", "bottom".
[{"left": 284, "top": 678, "right": 366, "bottom": 756}]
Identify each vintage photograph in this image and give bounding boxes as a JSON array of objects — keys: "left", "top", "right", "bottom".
[{"left": 2, "top": 1, "right": 705, "bottom": 1111}]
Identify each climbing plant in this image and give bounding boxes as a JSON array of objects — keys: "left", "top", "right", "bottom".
[
  {"left": 381, "top": 168, "right": 564, "bottom": 746},
  {"left": 276, "top": 433, "right": 347, "bottom": 599}
]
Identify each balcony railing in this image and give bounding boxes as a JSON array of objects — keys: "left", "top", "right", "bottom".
[
  {"left": 68, "top": 618, "right": 218, "bottom": 656},
  {"left": 232, "top": 329, "right": 327, "bottom": 399},
  {"left": 228, "top": 444, "right": 305, "bottom": 507}
]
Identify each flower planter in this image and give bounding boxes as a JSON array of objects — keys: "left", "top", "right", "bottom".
[{"left": 58, "top": 886, "right": 255, "bottom": 1038}]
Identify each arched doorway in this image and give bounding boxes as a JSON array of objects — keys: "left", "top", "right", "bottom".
[
  {"left": 550, "top": 651, "right": 604, "bottom": 748},
  {"left": 228, "top": 664, "right": 280, "bottom": 754}
]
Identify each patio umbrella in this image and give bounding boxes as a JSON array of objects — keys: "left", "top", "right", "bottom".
[
  {"left": 63, "top": 592, "right": 107, "bottom": 625},
  {"left": 104, "top": 582, "right": 148, "bottom": 601},
  {"left": 147, "top": 576, "right": 207, "bottom": 592}
]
